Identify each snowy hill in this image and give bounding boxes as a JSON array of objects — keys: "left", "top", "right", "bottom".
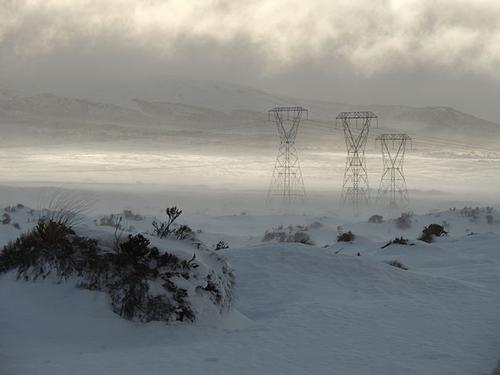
[{"left": 1, "top": 204, "right": 499, "bottom": 375}]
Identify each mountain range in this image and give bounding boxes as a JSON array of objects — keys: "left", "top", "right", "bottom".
[{"left": 1, "top": 81, "right": 499, "bottom": 148}]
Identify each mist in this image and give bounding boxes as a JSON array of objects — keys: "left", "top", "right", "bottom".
[
  {"left": 2, "top": 0, "right": 500, "bottom": 120},
  {"left": 1, "top": 2, "right": 500, "bottom": 375}
]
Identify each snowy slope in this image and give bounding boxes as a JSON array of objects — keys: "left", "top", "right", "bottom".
[{"left": 1, "top": 205, "right": 499, "bottom": 375}]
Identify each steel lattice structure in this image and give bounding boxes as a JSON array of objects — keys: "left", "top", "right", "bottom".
[
  {"left": 336, "top": 111, "right": 377, "bottom": 214},
  {"left": 267, "top": 106, "right": 308, "bottom": 207},
  {"left": 376, "top": 133, "right": 412, "bottom": 209}
]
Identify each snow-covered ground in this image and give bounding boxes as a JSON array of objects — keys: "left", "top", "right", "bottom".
[{"left": 1, "top": 202, "right": 499, "bottom": 375}]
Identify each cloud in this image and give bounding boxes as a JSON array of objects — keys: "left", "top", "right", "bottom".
[{"left": 1, "top": 0, "right": 500, "bottom": 78}]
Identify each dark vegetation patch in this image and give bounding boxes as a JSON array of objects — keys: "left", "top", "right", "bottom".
[
  {"left": 451, "top": 206, "right": 496, "bottom": 224},
  {"left": 386, "top": 260, "right": 409, "bottom": 270},
  {"left": 418, "top": 224, "right": 448, "bottom": 243},
  {"left": 263, "top": 225, "right": 314, "bottom": 245},
  {"left": 2, "top": 213, "right": 11, "bottom": 225},
  {"left": 381, "top": 237, "right": 409, "bottom": 249},
  {"left": 215, "top": 241, "right": 229, "bottom": 250},
  {"left": 123, "top": 210, "right": 144, "bottom": 221},
  {"left": 98, "top": 213, "right": 122, "bottom": 227},
  {"left": 368, "top": 214, "right": 384, "bottom": 224},
  {"left": 395, "top": 212, "right": 412, "bottom": 229},
  {"left": 0, "top": 218, "right": 234, "bottom": 323},
  {"left": 152, "top": 207, "right": 193, "bottom": 240},
  {"left": 337, "top": 231, "right": 354, "bottom": 242}
]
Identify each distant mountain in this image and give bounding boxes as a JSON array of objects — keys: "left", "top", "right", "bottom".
[
  {"left": 0, "top": 93, "right": 150, "bottom": 125},
  {"left": 1, "top": 81, "right": 499, "bottom": 145}
]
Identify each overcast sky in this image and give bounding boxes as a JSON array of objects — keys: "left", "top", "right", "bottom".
[{"left": 2, "top": 0, "right": 500, "bottom": 121}]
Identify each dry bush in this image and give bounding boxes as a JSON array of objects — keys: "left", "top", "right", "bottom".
[
  {"left": 0, "top": 220, "right": 234, "bottom": 323},
  {"left": 2, "top": 213, "right": 11, "bottom": 225},
  {"left": 123, "top": 210, "right": 144, "bottom": 221},
  {"left": 395, "top": 212, "right": 412, "bottom": 229},
  {"left": 263, "top": 225, "right": 314, "bottom": 245},
  {"left": 152, "top": 207, "right": 193, "bottom": 240},
  {"left": 381, "top": 237, "right": 409, "bottom": 249},
  {"left": 306, "top": 221, "right": 323, "bottom": 229},
  {"left": 368, "top": 214, "right": 384, "bottom": 224},
  {"left": 215, "top": 241, "right": 229, "bottom": 250},
  {"left": 337, "top": 231, "right": 354, "bottom": 242},
  {"left": 418, "top": 224, "right": 448, "bottom": 243}
]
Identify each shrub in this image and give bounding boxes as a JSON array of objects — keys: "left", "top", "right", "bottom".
[
  {"left": 381, "top": 237, "right": 409, "bottom": 248},
  {"left": 0, "top": 219, "right": 86, "bottom": 278},
  {"left": 174, "top": 224, "right": 193, "bottom": 240},
  {"left": 369, "top": 214, "right": 384, "bottom": 224},
  {"left": 386, "top": 260, "right": 408, "bottom": 270},
  {"left": 2, "top": 213, "right": 11, "bottom": 225},
  {"left": 395, "top": 212, "right": 412, "bottom": 229},
  {"left": 0, "top": 219, "right": 234, "bottom": 323},
  {"left": 292, "top": 231, "right": 313, "bottom": 245},
  {"left": 456, "top": 206, "right": 496, "bottom": 223},
  {"left": 98, "top": 214, "right": 122, "bottom": 228},
  {"left": 123, "top": 210, "right": 144, "bottom": 221},
  {"left": 306, "top": 221, "right": 323, "bottom": 229},
  {"left": 263, "top": 225, "right": 314, "bottom": 245},
  {"left": 418, "top": 224, "right": 448, "bottom": 243},
  {"left": 152, "top": 207, "right": 183, "bottom": 238},
  {"left": 337, "top": 231, "right": 354, "bottom": 242},
  {"left": 215, "top": 241, "right": 229, "bottom": 250},
  {"left": 263, "top": 226, "right": 286, "bottom": 242},
  {"left": 12, "top": 223, "right": 21, "bottom": 230}
]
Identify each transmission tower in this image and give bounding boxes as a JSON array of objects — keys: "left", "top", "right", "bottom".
[
  {"left": 376, "top": 133, "right": 412, "bottom": 209},
  {"left": 267, "top": 106, "right": 308, "bottom": 207},
  {"left": 336, "top": 111, "right": 377, "bottom": 214}
]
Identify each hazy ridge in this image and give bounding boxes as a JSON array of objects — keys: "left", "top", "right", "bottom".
[{"left": 1, "top": 81, "right": 499, "bottom": 148}]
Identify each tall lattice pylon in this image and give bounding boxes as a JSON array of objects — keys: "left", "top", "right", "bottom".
[
  {"left": 376, "top": 133, "right": 412, "bottom": 209},
  {"left": 267, "top": 106, "right": 308, "bottom": 207},
  {"left": 336, "top": 111, "right": 377, "bottom": 214}
]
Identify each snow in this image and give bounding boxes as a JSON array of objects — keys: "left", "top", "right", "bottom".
[{"left": 1, "top": 204, "right": 499, "bottom": 375}]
